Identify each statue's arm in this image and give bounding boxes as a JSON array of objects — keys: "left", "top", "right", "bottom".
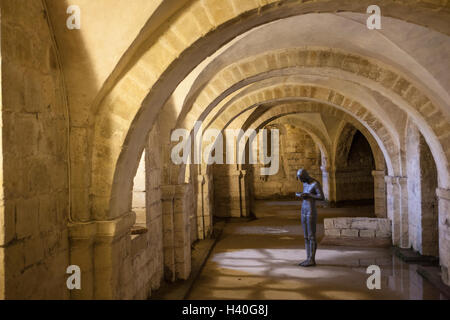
[{"left": 303, "top": 182, "right": 324, "bottom": 200}]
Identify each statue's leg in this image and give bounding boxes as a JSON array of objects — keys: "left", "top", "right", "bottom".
[
  {"left": 299, "top": 213, "right": 310, "bottom": 266},
  {"left": 309, "top": 238, "right": 317, "bottom": 264},
  {"left": 301, "top": 238, "right": 311, "bottom": 266},
  {"left": 302, "top": 214, "right": 317, "bottom": 267},
  {"left": 310, "top": 213, "right": 317, "bottom": 264}
]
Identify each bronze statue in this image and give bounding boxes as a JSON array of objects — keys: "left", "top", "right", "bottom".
[{"left": 295, "top": 169, "right": 324, "bottom": 267}]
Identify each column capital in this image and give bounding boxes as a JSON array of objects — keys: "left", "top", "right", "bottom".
[
  {"left": 384, "top": 175, "right": 396, "bottom": 184},
  {"left": 436, "top": 188, "right": 450, "bottom": 200},
  {"left": 398, "top": 176, "right": 408, "bottom": 186},
  {"left": 372, "top": 170, "right": 385, "bottom": 177},
  {"left": 68, "top": 211, "right": 136, "bottom": 242},
  {"left": 68, "top": 221, "right": 97, "bottom": 241},
  {"left": 384, "top": 176, "right": 407, "bottom": 184}
]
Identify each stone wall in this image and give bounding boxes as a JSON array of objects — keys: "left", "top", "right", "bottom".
[
  {"left": 406, "top": 122, "right": 439, "bottom": 257},
  {"left": 251, "top": 125, "right": 322, "bottom": 199},
  {"left": 324, "top": 218, "right": 391, "bottom": 239},
  {"left": 0, "top": 1, "right": 69, "bottom": 299},
  {"left": 335, "top": 131, "right": 375, "bottom": 205},
  {"left": 213, "top": 165, "right": 247, "bottom": 217}
]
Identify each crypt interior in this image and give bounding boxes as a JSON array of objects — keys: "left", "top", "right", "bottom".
[{"left": 0, "top": 0, "right": 449, "bottom": 299}]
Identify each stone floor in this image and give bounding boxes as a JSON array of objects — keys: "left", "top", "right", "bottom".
[{"left": 187, "top": 201, "right": 446, "bottom": 300}]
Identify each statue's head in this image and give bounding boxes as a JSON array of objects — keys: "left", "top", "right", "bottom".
[{"left": 297, "top": 169, "right": 310, "bottom": 183}]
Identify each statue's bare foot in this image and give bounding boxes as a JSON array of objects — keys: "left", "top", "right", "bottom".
[
  {"left": 300, "top": 260, "right": 316, "bottom": 267},
  {"left": 298, "top": 260, "right": 309, "bottom": 266}
]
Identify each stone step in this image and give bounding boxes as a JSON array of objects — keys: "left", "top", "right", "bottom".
[
  {"left": 416, "top": 266, "right": 450, "bottom": 300},
  {"left": 394, "top": 248, "right": 439, "bottom": 265}
]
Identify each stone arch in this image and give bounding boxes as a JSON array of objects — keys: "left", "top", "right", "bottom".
[
  {"left": 335, "top": 128, "right": 377, "bottom": 206},
  {"left": 248, "top": 114, "right": 331, "bottom": 199},
  {"left": 90, "top": 7, "right": 450, "bottom": 221},
  {"left": 80, "top": 8, "right": 450, "bottom": 293},
  {"left": 240, "top": 102, "right": 388, "bottom": 203},
  {"left": 244, "top": 118, "right": 325, "bottom": 199},
  {"left": 167, "top": 77, "right": 398, "bottom": 203},
  {"left": 334, "top": 122, "right": 359, "bottom": 170},
  {"left": 3, "top": 0, "right": 450, "bottom": 300},
  {"left": 207, "top": 88, "right": 391, "bottom": 174},
  {"left": 168, "top": 46, "right": 450, "bottom": 188},
  {"left": 192, "top": 74, "right": 400, "bottom": 157},
  {"left": 170, "top": 48, "right": 448, "bottom": 185},
  {"left": 178, "top": 48, "right": 448, "bottom": 142},
  {"left": 176, "top": 77, "right": 393, "bottom": 186},
  {"left": 93, "top": 1, "right": 450, "bottom": 123},
  {"left": 248, "top": 113, "right": 331, "bottom": 166}
]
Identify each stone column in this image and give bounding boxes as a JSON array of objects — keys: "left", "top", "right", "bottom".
[
  {"left": 239, "top": 170, "right": 250, "bottom": 217},
  {"left": 161, "top": 184, "right": 192, "bottom": 281},
  {"left": 94, "top": 213, "right": 136, "bottom": 299},
  {"left": 227, "top": 169, "right": 244, "bottom": 218},
  {"left": 204, "top": 173, "right": 213, "bottom": 236},
  {"left": 436, "top": 188, "right": 450, "bottom": 285},
  {"left": 321, "top": 165, "right": 330, "bottom": 201},
  {"left": 398, "top": 177, "right": 409, "bottom": 248},
  {"left": 196, "top": 175, "right": 206, "bottom": 240},
  {"left": 68, "top": 222, "right": 96, "bottom": 299},
  {"left": 174, "top": 184, "right": 191, "bottom": 280},
  {"left": 196, "top": 174, "right": 213, "bottom": 240},
  {"left": 68, "top": 212, "right": 136, "bottom": 299},
  {"left": 385, "top": 176, "right": 409, "bottom": 248},
  {"left": 327, "top": 166, "right": 337, "bottom": 206},
  {"left": 372, "top": 170, "right": 387, "bottom": 218},
  {"left": 385, "top": 176, "right": 401, "bottom": 246},
  {"left": 161, "top": 185, "right": 176, "bottom": 282}
]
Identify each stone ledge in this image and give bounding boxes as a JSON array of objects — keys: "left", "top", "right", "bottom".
[
  {"left": 68, "top": 211, "right": 136, "bottom": 243},
  {"left": 320, "top": 236, "right": 392, "bottom": 248}
]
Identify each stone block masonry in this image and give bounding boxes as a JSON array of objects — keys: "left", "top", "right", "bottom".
[
  {"left": 324, "top": 217, "right": 392, "bottom": 239},
  {"left": 251, "top": 123, "right": 322, "bottom": 199},
  {"left": 0, "top": 1, "right": 70, "bottom": 299}
]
